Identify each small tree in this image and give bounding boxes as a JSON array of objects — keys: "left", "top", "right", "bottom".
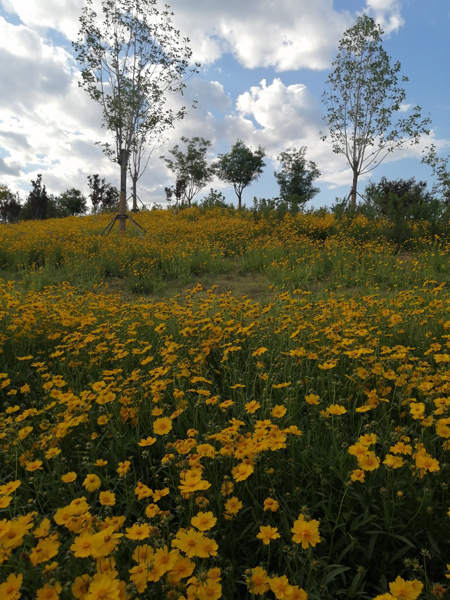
[
  {"left": 164, "top": 177, "right": 187, "bottom": 209},
  {"left": 28, "top": 174, "right": 49, "bottom": 220},
  {"left": 161, "top": 137, "right": 214, "bottom": 207},
  {"left": 274, "top": 147, "right": 321, "bottom": 212},
  {"left": 214, "top": 140, "right": 265, "bottom": 208},
  {"left": 421, "top": 144, "right": 450, "bottom": 204},
  {"left": 58, "top": 188, "right": 88, "bottom": 217},
  {"left": 321, "top": 15, "right": 430, "bottom": 208},
  {"left": 73, "top": 0, "right": 198, "bottom": 234},
  {"left": 0, "top": 186, "right": 21, "bottom": 224},
  {"left": 88, "top": 174, "right": 119, "bottom": 215}
]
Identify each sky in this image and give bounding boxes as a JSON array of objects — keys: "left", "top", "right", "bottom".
[{"left": 0, "top": 0, "right": 449, "bottom": 210}]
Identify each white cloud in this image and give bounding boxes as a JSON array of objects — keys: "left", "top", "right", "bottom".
[{"left": 365, "top": 0, "right": 404, "bottom": 34}]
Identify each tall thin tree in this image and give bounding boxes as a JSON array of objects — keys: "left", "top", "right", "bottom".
[
  {"left": 321, "top": 15, "right": 430, "bottom": 208},
  {"left": 73, "top": 0, "right": 198, "bottom": 233}
]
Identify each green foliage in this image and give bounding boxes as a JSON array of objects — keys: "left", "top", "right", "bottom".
[
  {"left": 421, "top": 144, "right": 450, "bottom": 203},
  {"left": 274, "top": 147, "right": 321, "bottom": 211},
  {"left": 0, "top": 186, "right": 22, "bottom": 224},
  {"left": 73, "top": 0, "right": 198, "bottom": 229},
  {"left": 57, "top": 188, "right": 88, "bottom": 217},
  {"left": 161, "top": 137, "right": 215, "bottom": 207},
  {"left": 321, "top": 15, "right": 430, "bottom": 208},
  {"left": 199, "top": 188, "right": 231, "bottom": 211},
  {"left": 26, "top": 173, "right": 48, "bottom": 221},
  {"left": 87, "top": 174, "right": 119, "bottom": 214},
  {"left": 214, "top": 140, "right": 266, "bottom": 208}
]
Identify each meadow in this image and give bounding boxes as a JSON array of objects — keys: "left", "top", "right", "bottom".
[{"left": 1, "top": 207, "right": 450, "bottom": 599}]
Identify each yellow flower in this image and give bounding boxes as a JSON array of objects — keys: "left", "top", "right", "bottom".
[
  {"left": 83, "top": 474, "right": 101, "bottom": 492},
  {"left": 257, "top": 525, "right": 281, "bottom": 545},
  {"left": 18, "top": 426, "right": 33, "bottom": 440},
  {"left": 94, "top": 459, "right": 108, "bottom": 467},
  {"left": 246, "top": 566, "right": 270, "bottom": 595},
  {"left": 389, "top": 576, "right": 423, "bottom": 600},
  {"left": 138, "top": 436, "right": 156, "bottom": 447},
  {"left": 36, "top": 582, "right": 62, "bottom": 600},
  {"left": 271, "top": 405, "right": 287, "bottom": 418},
  {"left": 153, "top": 417, "right": 172, "bottom": 435},
  {"left": 61, "top": 472, "right": 77, "bottom": 483},
  {"left": 116, "top": 461, "right": 131, "bottom": 476},
  {"left": 85, "top": 572, "right": 121, "bottom": 600},
  {"left": 269, "top": 575, "right": 292, "bottom": 599},
  {"left": 232, "top": 461, "right": 254, "bottom": 482},
  {"left": 326, "top": 404, "right": 347, "bottom": 416},
  {"left": 350, "top": 469, "right": 365, "bottom": 483},
  {"left": 245, "top": 400, "right": 261, "bottom": 414},
  {"left": 224, "top": 496, "right": 242, "bottom": 518},
  {"left": 0, "top": 480, "right": 21, "bottom": 495},
  {"left": 263, "top": 498, "right": 280, "bottom": 512},
  {"left": 71, "top": 532, "right": 96, "bottom": 558},
  {"left": 305, "top": 393, "right": 320, "bottom": 405},
  {"left": 0, "top": 573, "right": 23, "bottom": 599},
  {"left": 71, "top": 574, "right": 92, "bottom": 599},
  {"left": 358, "top": 451, "right": 380, "bottom": 471},
  {"left": 172, "top": 528, "right": 204, "bottom": 558},
  {"left": 191, "top": 511, "right": 217, "bottom": 531},
  {"left": 125, "top": 522, "right": 151, "bottom": 541},
  {"left": 99, "top": 491, "right": 116, "bottom": 507},
  {"left": 291, "top": 514, "right": 321, "bottom": 549},
  {"left": 24, "top": 458, "right": 43, "bottom": 472},
  {"left": 0, "top": 496, "right": 12, "bottom": 509}
]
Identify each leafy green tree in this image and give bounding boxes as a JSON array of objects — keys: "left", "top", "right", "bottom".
[
  {"left": 364, "top": 177, "right": 436, "bottom": 218},
  {"left": 161, "top": 137, "right": 214, "bottom": 207},
  {"left": 274, "top": 147, "right": 320, "bottom": 212},
  {"left": 28, "top": 174, "right": 49, "bottom": 220},
  {"left": 57, "top": 188, "right": 88, "bottom": 217},
  {"left": 421, "top": 144, "right": 450, "bottom": 204},
  {"left": 73, "top": 0, "right": 197, "bottom": 233},
  {"left": 214, "top": 140, "right": 265, "bottom": 208},
  {"left": 321, "top": 15, "right": 430, "bottom": 209},
  {"left": 87, "top": 174, "right": 119, "bottom": 214},
  {"left": 0, "top": 186, "right": 21, "bottom": 224},
  {"left": 200, "top": 188, "right": 230, "bottom": 210}
]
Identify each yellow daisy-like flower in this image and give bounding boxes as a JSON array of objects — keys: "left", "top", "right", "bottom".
[
  {"left": 271, "top": 405, "right": 287, "bottom": 418},
  {"left": 99, "top": 491, "right": 116, "bottom": 507},
  {"left": 125, "top": 522, "right": 151, "bottom": 541},
  {"left": 85, "top": 572, "right": 121, "bottom": 600},
  {"left": 138, "top": 436, "right": 157, "bottom": 447},
  {"left": 389, "top": 576, "right": 423, "bottom": 600},
  {"left": 191, "top": 511, "right": 217, "bottom": 531},
  {"left": 83, "top": 474, "right": 101, "bottom": 492},
  {"left": 0, "top": 573, "right": 23, "bottom": 599},
  {"left": 153, "top": 417, "right": 172, "bottom": 435},
  {"left": 291, "top": 514, "right": 321, "bottom": 549},
  {"left": 257, "top": 525, "right": 280, "bottom": 545},
  {"left": 232, "top": 461, "right": 254, "bottom": 482},
  {"left": 246, "top": 566, "right": 270, "bottom": 595},
  {"left": 263, "top": 498, "right": 280, "bottom": 512},
  {"left": 61, "top": 472, "right": 77, "bottom": 483}
]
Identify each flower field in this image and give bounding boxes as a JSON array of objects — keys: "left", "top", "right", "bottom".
[{"left": 1, "top": 208, "right": 450, "bottom": 599}]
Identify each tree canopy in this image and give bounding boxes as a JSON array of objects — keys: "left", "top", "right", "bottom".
[
  {"left": 274, "top": 147, "right": 321, "bottom": 210},
  {"left": 321, "top": 15, "right": 430, "bottom": 208},
  {"left": 161, "top": 137, "right": 214, "bottom": 207},
  {"left": 214, "top": 140, "right": 265, "bottom": 209},
  {"left": 73, "top": 0, "right": 197, "bottom": 232}
]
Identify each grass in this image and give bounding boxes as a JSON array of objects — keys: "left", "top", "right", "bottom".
[{"left": 0, "top": 208, "right": 450, "bottom": 600}]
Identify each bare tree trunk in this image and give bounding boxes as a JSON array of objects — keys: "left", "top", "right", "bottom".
[
  {"left": 118, "top": 148, "right": 129, "bottom": 233},
  {"left": 350, "top": 168, "right": 358, "bottom": 209},
  {"left": 131, "top": 175, "right": 138, "bottom": 212}
]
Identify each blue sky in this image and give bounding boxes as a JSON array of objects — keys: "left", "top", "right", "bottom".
[{"left": 0, "top": 0, "right": 449, "bottom": 209}]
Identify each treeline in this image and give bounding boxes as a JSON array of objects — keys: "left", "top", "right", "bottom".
[{"left": 0, "top": 174, "right": 119, "bottom": 224}]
